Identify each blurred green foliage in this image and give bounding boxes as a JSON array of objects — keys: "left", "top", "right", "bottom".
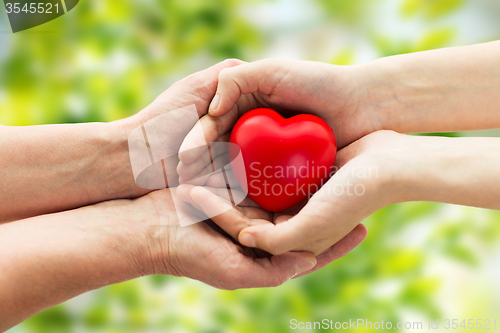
[
  {"left": 2, "top": 0, "right": 500, "bottom": 332},
  {"left": 0, "top": 0, "right": 261, "bottom": 125},
  {"left": 315, "top": 0, "right": 377, "bottom": 23},
  {"left": 400, "top": 0, "right": 464, "bottom": 19}
]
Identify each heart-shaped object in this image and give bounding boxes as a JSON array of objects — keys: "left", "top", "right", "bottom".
[{"left": 229, "top": 108, "right": 337, "bottom": 212}]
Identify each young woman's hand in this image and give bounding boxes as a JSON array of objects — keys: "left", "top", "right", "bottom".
[
  {"left": 176, "top": 59, "right": 376, "bottom": 175},
  {"left": 179, "top": 130, "right": 500, "bottom": 257}
]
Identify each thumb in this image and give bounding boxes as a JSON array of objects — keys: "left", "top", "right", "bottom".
[
  {"left": 208, "top": 59, "right": 293, "bottom": 116},
  {"left": 238, "top": 199, "right": 330, "bottom": 255},
  {"left": 237, "top": 170, "right": 367, "bottom": 256}
]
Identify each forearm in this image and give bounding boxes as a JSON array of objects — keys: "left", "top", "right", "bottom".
[
  {"left": 359, "top": 41, "right": 500, "bottom": 133},
  {"left": 0, "top": 199, "right": 152, "bottom": 330},
  {"left": 0, "top": 119, "right": 147, "bottom": 222},
  {"left": 395, "top": 136, "right": 500, "bottom": 209}
]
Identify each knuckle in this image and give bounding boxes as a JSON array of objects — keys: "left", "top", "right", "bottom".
[
  {"left": 218, "top": 67, "right": 233, "bottom": 82},
  {"left": 179, "top": 72, "right": 199, "bottom": 86},
  {"left": 222, "top": 58, "right": 243, "bottom": 67}
]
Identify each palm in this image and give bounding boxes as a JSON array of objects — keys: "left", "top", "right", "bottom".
[
  {"left": 175, "top": 177, "right": 367, "bottom": 279},
  {"left": 141, "top": 188, "right": 310, "bottom": 289}
]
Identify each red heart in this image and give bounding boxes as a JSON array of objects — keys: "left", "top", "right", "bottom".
[{"left": 229, "top": 108, "right": 337, "bottom": 212}]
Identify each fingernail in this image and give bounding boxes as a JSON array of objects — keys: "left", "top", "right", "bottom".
[
  {"left": 239, "top": 233, "right": 256, "bottom": 248},
  {"left": 295, "top": 260, "right": 316, "bottom": 275},
  {"left": 209, "top": 94, "right": 220, "bottom": 113}
]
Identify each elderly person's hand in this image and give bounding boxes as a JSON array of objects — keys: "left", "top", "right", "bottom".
[
  {"left": 0, "top": 59, "right": 243, "bottom": 222},
  {"left": 0, "top": 184, "right": 319, "bottom": 330}
]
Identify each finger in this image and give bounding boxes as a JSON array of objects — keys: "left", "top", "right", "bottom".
[
  {"left": 179, "top": 167, "right": 236, "bottom": 187},
  {"left": 205, "top": 169, "right": 240, "bottom": 188},
  {"left": 179, "top": 93, "right": 259, "bottom": 164},
  {"left": 177, "top": 132, "right": 230, "bottom": 180},
  {"left": 238, "top": 170, "right": 367, "bottom": 255},
  {"left": 237, "top": 198, "right": 334, "bottom": 255},
  {"left": 178, "top": 173, "right": 211, "bottom": 186},
  {"left": 273, "top": 214, "right": 292, "bottom": 224},
  {"left": 177, "top": 120, "right": 209, "bottom": 164},
  {"left": 293, "top": 224, "right": 368, "bottom": 279},
  {"left": 178, "top": 178, "right": 257, "bottom": 208},
  {"left": 178, "top": 109, "right": 236, "bottom": 164},
  {"left": 176, "top": 184, "right": 204, "bottom": 211},
  {"left": 178, "top": 152, "right": 231, "bottom": 184},
  {"left": 189, "top": 186, "right": 272, "bottom": 240},
  {"left": 176, "top": 58, "right": 246, "bottom": 117},
  {"left": 226, "top": 251, "right": 317, "bottom": 289},
  {"left": 177, "top": 183, "right": 252, "bottom": 210},
  {"left": 209, "top": 60, "right": 287, "bottom": 117},
  {"left": 203, "top": 170, "right": 259, "bottom": 207}
]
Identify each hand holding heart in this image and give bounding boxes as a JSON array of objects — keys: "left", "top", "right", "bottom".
[
  {"left": 4, "top": 45, "right": 500, "bottom": 328},
  {"left": 177, "top": 54, "right": 500, "bottom": 272},
  {"left": 179, "top": 117, "right": 421, "bottom": 266},
  {"left": 177, "top": 59, "right": 378, "bottom": 259},
  {"left": 122, "top": 59, "right": 371, "bottom": 285}
]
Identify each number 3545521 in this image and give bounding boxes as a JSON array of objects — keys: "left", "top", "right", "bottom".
[{"left": 5, "top": 2, "right": 60, "bottom": 14}]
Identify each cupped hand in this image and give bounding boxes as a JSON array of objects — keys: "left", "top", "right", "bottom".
[
  {"left": 179, "top": 131, "right": 415, "bottom": 261},
  {"left": 119, "top": 59, "right": 245, "bottom": 190},
  {"left": 177, "top": 59, "right": 380, "bottom": 176},
  {"left": 133, "top": 188, "right": 319, "bottom": 289},
  {"left": 175, "top": 170, "right": 368, "bottom": 278},
  {"left": 232, "top": 130, "right": 413, "bottom": 256}
]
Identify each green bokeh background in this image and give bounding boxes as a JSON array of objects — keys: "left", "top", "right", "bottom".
[{"left": 1, "top": 0, "right": 500, "bottom": 332}]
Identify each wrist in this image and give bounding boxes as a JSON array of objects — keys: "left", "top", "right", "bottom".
[
  {"left": 88, "top": 196, "right": 166, "bottom": 278},
  {"left": 391, "top": 136, "right": 500, "bottom": 208},
  {"left": 380, "top": 134, "right": 464, "bottom": 204},
  {"left": 99, "top": 117, "right": 150, "bottom": 200},
  {"left": 351, "top": 131, "right": 423, "bottom": 207},
  {"left": 123, "top": 190, "right": 180, "bottom": 276},
  {"left": 352, "top": 59, "right": 404, "bottom": 133},
  {"left": 318, "top": 62, "right": 385, "bottom": 147}
]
